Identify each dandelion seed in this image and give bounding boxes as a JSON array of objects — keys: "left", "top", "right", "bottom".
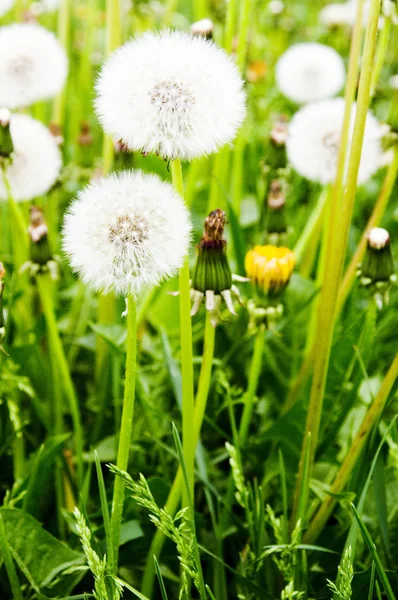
[
  {"left": 0, "top": 113, "right": 62, "bottom": 201},
  {"left": 62, "top": 170, "right": 192, "bottom": 297},
  {"left": 276, "top": 43, "right": 345, "bottom": 104},
  {"left": 286, "top": 98, "right": 383, "bottom": 185},
  {"left": 0, "top": 23, "right": 68, "bottom": 109},
  {"left": 95, "top": 30, "right": 246, "bottom": 160},
  {"left": 0, "top": 0, "right": 14, "bottom": 18}
]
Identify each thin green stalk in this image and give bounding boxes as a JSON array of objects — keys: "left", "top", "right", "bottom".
[
  {"left": 141, "top": 313, "right": 216, "bottom": 598},
  {"left": 52, "top": 0, "right": 71, "bottom": 127},
  {"left": 371, "top": 15, "right": 392, "bottom": 96},
  {"left": 235, "top": 0, "right": 252, "bottom": 72},
  {"left": 110, "top": 295, "right": 137, "bottom": 572},
  {"left": 238, "top": 324, "right": 265, "bottom": 447},
  {"left": 293, "top": 187, "right": 329, "bottom": 266},
  {"left": 305, "top": 350, "right": 398, "bottom": 544},
  {"left": 224, "top": 0, "right": 237, "bottom": 53},
  {"left": 193, "top": 0, "right": 207, "bottom": 21},
  {"left": 36, "top": 273, "right": 84, "bottom": 487},
  {"left": 292, "top": 0, "right": 378, "bottom": 522},
  {"left": 2, "top": 168, "right": 28, "bottom": 269},
  {"left": 0, "top": 514, "right": 23, "bottom": 600},
  {"left": 170, "top": 158, "right": 195, "bottom": 507},
  {"left": 338, "top": 145, "right": 398, "bottom": 313},
  {"left": 208, "top": 149, "right": 229, "bottom": 213}
]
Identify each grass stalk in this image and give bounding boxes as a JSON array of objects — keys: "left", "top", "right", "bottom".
[
  {"left": 170, "top": 158, "right": 195, "bottom": 508},
  {"left": 371, "top": 14, "right": 392, "bottom": 96},
  {"left": 141, "top": 312, "right": 216, "bottom": 598},
  {"left": 305, "top": 350, "right": 398, "bottom": 544},
  {"left": 52, "top": 0, "right": 71, "bottom": 127},
  {"left": 292, "top": 0, "right": 378, "bottom": 521},
  {"left": 36, "top": 272, "right": 84, "bottom": 487},
  {"left": 110, "top": 295, "right": 137, "bottom": 572}
]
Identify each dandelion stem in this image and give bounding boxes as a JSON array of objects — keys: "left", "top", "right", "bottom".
[
  {"left": 170, "top": 158, "right": 195, "bottom": 510},
  {"left": 305, "top": 351, "right": 398, "bottom": 544},
  {"left": 194, "top": 0, "right": 207, "bottom": 21},
  {"left": 141, "top": 312, "right": 216, "bottom": 598},
  {"left": 238, "top": 324, "right": 265, "bottom": 448},
  {"left": 2, "top": 167, "right": 28, "bottom": 269},
  {"left": 36, "top": 272, "right": 84, "bottom": 487},
  {"left": 371, "top": 14, "right": 392, "bottom": 96},
  {"left": 110, "top": 294, "right": 137, "bottom": 572},
  {"left": 224, "top": 0, "right": 237, "bottom": 53},
  {"left": 292, "top": 0, "right": 379, "bottom": 522},
  {"left": 52, "top": 0, "right": 71, "bottom": 126}
]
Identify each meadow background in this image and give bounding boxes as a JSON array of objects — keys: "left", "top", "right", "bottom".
[{"left": 0, "top": 0, "right": 397, "bottom": 598}]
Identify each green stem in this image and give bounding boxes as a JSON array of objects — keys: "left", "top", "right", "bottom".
[
  {"left": 224, "top": 0, "right": 237, "bottom": 53},
  {"left": 235, "top": 0, "right": 252, "bottom": 72},
  {"left": 238, "top": 324, "right": 265, "bottom": 448},
  {"left": 141, "top": 312, "right": 216, "bottom": 598},
  {"left": 2, "top": 168, "right": 28, "bottom": 269},
  {"left": 110, "top": 295, "right": 137, "bottom": 572},
  {"left": 0, "top": 514, "right": 23, "bottom": 600},
  {"left": 52, "top": 0, "right": 71, "bottom": 127},
  {"left": 305, "top": 350, "right": 398, "bottom": 544},
  {"left": 293, "top": 187, "right": 329, "bottom": 266},
  {"left": 371, "top": 15, "right": 392, "bottom": 96},
  {"left": 171, "top": 158, "right": 195, "bottom": 508},
  {"left": 111, "top": 296, "right": 137, "bottom": 574},
  {"left": 194, "top": 0, "right": 207, "bottom": 21},
  {"left": 292, "top": 0, "right": 375, "bottom": 522},
  {"left": 36, "top": 273, "right": 84, "bottom": 487}
]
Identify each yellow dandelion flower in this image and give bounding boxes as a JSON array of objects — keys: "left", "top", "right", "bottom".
[{"left": 245, "top": 245, "right": 295, "bottom": 295}]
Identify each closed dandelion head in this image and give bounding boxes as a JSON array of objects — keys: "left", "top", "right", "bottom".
[
  {"left": 191, "top": 18, "right": 214, "bottom": 39},
  {"left": 286, "top": 98, "right": 383, "bottom": 185},
  {"left": 0, "top": 114, "right": 62, "bottom": 202},
  {"left": 95, "top": 30, "right": 246, "bottom": 161},
  {"left": 246, "top": 245, "right": 295, "bottom": 296},
  {"left": 62, "top": 170, "right": 192, "bottom": 297},
  {"left": 0, "top": 0, "right": 14, "bottom": 17},
  {"left": 190, "top": 209, "right": 247, "bottom": 326},
  {"left": 276, "top": 43, "right": 345, "bottom": 104},
  {"left": 357, "top": 227, "right": 396, "bottom": 308},
  {"left": 0, "top": 23, "right": 68, "bottom": 109},
  {"left": 0, "top": 108, "right": 13, "bottom": 159}
]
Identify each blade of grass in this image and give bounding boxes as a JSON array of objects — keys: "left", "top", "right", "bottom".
[
  {"left": 94, "top": 451, "right": 113, "bottom": 569},
  {"left": 153, "top": 556, "right": 169, "bottom": 600},
  {"left": 368, "top": 561, "right": 376, "bottom": 600},
  {"left": 351, "top": 504, "right": 396, "bottom": 600}
]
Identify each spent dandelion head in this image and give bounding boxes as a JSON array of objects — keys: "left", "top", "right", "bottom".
[
  {"left": 62, "top": 170, "right": 192, "bottom": 297},
  {"left": 191, "top": 18, "right": 214, "bottom": 39},
  {"left": 357, "top": 227, "right": 396, "bottom": 308},
  {"left": 21, "top": 205, "right": 59, "bottom": 279},
  {"left": 0, "top": 23, "right": 68, "bottom": 109},
  {"left": 276, "top": 43, "right": 345, "bottom": 104},
  {"left": 0, "top": 113, "right": 62, "bottom": 202},
  {"left": 286, "top": 98, "right": 383, "bottom": 185},
  {"left": 95, "top": 30, "right": 246, "bottom": 160}
]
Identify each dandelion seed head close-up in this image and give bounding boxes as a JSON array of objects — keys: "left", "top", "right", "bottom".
[
  {"left": 276, "top": 42, "right": 345, "bottom": 104},
  {"left": 0, "top": 113, "right": 62, "bottom": 201},
  {"left": 286, "top": 98, "right": 383, "bottom": 185},
  {"left": 63, "top": 170, "right": 192, "bottom": 297},
  {"left": 0, "top": 23, "right": 68, "bottom": 109},
  {"left": 95, "top": 30, "right": 246, "bottom": 160}
]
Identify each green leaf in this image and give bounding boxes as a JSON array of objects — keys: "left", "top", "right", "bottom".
[
  {"left": 161, "top": 329, "right": 182, "bottom": 411},
  {"left": 119, "top": 520, "right": 144, "bottom": 545},
  {"left": 89, "top": 322, "right": 126, "bottom": 352},
  {"left": 0, "top": 508, "right": 84, "bottom": 595}
]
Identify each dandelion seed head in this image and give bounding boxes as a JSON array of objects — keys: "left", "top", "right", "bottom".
[
  {"left": 62, "top": 170, "right": 192, "bottom": 296},
  {"left": 95, "top": 30, "right": 246, "bottom": 160},
  {"left": 286, "top": 98, "right": 383, "bottom": 185},
  {"left": 0, "top": 0, "right": 14, "bottom": 17},
  {"left": 0, "top": 114, "right": 62, "bottom": 201},
  {"left": 368, "top": 227, "right": 390, "bottom": 249},
  {"left": 0, "top": 23, "right": 68, "bottom": 109},
  {"left": 276, "top": 43, "right": 345, "bottom": 104}
]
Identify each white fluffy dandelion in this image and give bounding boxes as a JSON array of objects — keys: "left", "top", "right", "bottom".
[
  {"left": 95, "top": 30, "right": 246, "bottom": 160},
  {"left": 286, "top": 98, "right": 383, "bottom": 185},
  {"left": 62, "top": 171, "right": 192, "bottom": 296},
  {"left": 320, "top": 1, "right": 359, "bottom": 27},
  {"left": 0, "top": 113, "right": 62, "bottom": 201},
  {"left": 276, "top": 43, "right": 345, "bottom": 104},
  {"left": 0, "top": 23, "right": 68, "bottom": 109},
  {"left": 0, "top": 0, "right": 14, "bottom": 17}
]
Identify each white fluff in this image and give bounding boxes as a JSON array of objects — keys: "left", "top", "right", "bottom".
[
  {"left": 0, "top": 23, "right": 68, "bottom": 109},
  {"left": 95, "top": 30, "right": 246, "bottom": 160},
  {"left": 286, "top": 98, "right": 383, "bottom": 185},
  {"left": 62, "top": 171, "right": 192, "bottom": 296},
  {"left": 0, "top": 114, "right": 62, "bottom": 201},
  {"left": 276, "top": 43, "right": 345, "bottom": 104},
  {"left": 368, "top": 227, "right": 390, "bottom": 249},
  {"left": 0, "top": 0, "right": 14, "bottom": 17}
]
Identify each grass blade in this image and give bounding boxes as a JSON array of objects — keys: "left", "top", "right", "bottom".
[
  {"left": 154, "top": 555, "right": 169, "bottom": 600},
  {"left": 94, "top": 451, "right": 113, "bottom": 569}
]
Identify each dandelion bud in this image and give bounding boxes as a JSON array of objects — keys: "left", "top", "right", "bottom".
[
  {"left": 78, "top": 121, "right": 93, "bottom": 147},
  {"left": 245, "top": 245, "right": 295, "bottom": 297},
  {"left": 266, "top": 180, "right": 288, "bottom": 245},
  {"left": 357, "top": 227, "right": 396, "bottom": 308},
  {"left": 0, "top": 263, "right": 5, "bottom": 342},
  {"left": 191, "top": 18, "right": 214, "bottom": 39},
  {"left": 25, "top": 205, "right": 58, "bottom": 279},
  {"left": 270, "top": 114, "right": 289, "bottom": 147},
  {"left": 190, "top": 209, "right": 247, "bottom": 326},
  {"left": 0, "top": 108, "right": 13, "bottom": 159}
]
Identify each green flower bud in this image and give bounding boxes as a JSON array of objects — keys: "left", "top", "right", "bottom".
[
  {"left": 266, "top": 180, "right": 288, "bottom": 245},
  {"left": 0, "top": 109, "right": 14, "bottom": 159},
  {"left": 357, "top": 227, "right": 396, "bottom": 308}
]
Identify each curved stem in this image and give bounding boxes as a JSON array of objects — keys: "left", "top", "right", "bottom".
[
  {"left": 171, "top": 158, "right": 195, "bottom": 508},
  {"left": 238, "top": 324, "right": 265, "bottom": 447},
  {"left": 36, "top": 272, "right": 84, "bottom": 487},
  {"left": 292, "top": 0, "right": 379, "bottom": 522},
  {"left": 110, "top": 295, "right": 137, "bottom": 572},
  {"left": 305, "top": 350, "right": 398, "bottom": 544},
  {"left": 141, "top": 313, "right": 216, "bottom": 598}
]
